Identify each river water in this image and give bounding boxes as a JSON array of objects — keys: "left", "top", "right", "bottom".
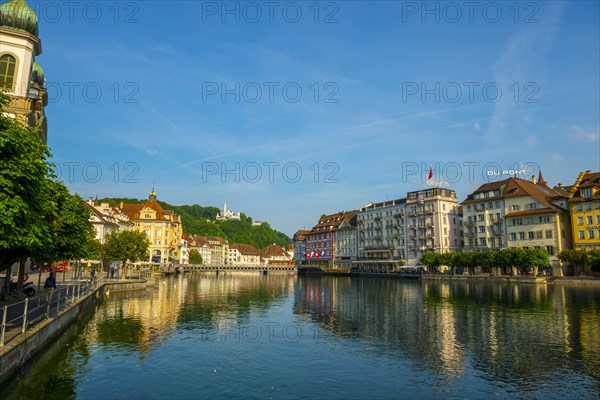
[{"left": 2, "top": 273, "right": 599, "bottom": 399}]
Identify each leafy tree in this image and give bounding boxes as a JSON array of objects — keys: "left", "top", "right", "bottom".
[
  {"left": 105, "top": 230, "right": 150, "bottom": 279},
  {"left": 476, "top": 251, "right": 497, "bottom": 274},
  {"left": 189, "top": 249, "right": 203, "bottom": 265},
  {"left": 0, "top": 92, "right": 52, "bottom": 272}
]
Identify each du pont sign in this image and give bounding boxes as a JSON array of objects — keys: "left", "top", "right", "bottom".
[{"left": 487, "top": 169, "right": 527, "bottom": 177}]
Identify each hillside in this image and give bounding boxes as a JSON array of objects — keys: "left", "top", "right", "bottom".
[{"left": 100, "top": 198, "right": 291, "bottom": 249}]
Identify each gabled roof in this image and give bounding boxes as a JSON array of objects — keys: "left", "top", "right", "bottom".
[
  {"left": 261, "top": 244, "right": 289, "bottom": 258},
  {"left": 568, "top": 171, "right": 600, "bottom": 202},
  {"left": 230, "top": 243, "right": 260, "bottom": 256},
  {"left": 307, "top": 210, "right": 358, "bottom": 235},
  {"left": 461, "top": 177, "right": 567, "bottom": 213},
  {"left": 293, "top": 230, "right": 311, "bottom": 241},
  {"left": 119, "top": 200, "right": 178, "bottom": 222}
]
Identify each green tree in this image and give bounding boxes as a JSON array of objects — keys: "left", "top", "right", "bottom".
[
  {"left": 0, "top": 93, "right": 52, "bottom": 273},
  {"left": 41, "top": 182, "right": 95, "bottom": 280},
  {"left": 189, "top": 249, "right": 203, "bottom": 265},
  {"left": 105, "top": 231, "right": 150, "bottom": 279}
]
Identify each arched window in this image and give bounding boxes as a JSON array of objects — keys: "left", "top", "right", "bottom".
[{"left": 0, "top": 55, "right": 17, "bottom": 90}]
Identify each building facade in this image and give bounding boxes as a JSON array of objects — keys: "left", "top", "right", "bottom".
[
  {"left": 216, "top": 203, "right": 241, "bottom": 221},
  {"left": 567, "top": 171, "right": 600, "bottom": 251},
  {"left": 293, "top": 229, "right": 310, "bottom": 266},
  {"left": 85, "top": 198, "right": 132, "bottom": 244},
  {"left": 261, "top": 244, "right": 292, "bottom": 265},
  {"left": 228, "top": 243, "right": 261, "bottom": 266},
  {"left": 119, "top": 190, "right": 183, "bottom": 265},
  {"left": 0, "top": 0, "right": 48, "bottom": 142},
  {"left": 405, "top": 188, "right": 461, "bottom": 264},
  {"left": 356, "top": 199, "right": 406, "bottom": 270},
  {"left": 334, "top": 211, "right": 358, "bottom": 269},
  {"left": 305, "top": 211, "right": 357, "bottom": 268},
  {"left": 461, "top": 173, "right": 572, "bottom": 268}
]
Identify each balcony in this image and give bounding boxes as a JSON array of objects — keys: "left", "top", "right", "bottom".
[
  {"left": 374, "top": 216, "right": 382, "bottom": 221},
  {"left": 494, "top": 230, "right": 503, "bottom": 236},
  {"left": 394, "top": 213, "right": 403, "bottom": 218},
  {"left": 493, "top": 219, "right": 503, "bottom": 225},
  {"left": 465, "top": 221, "right": 474, "bottom": 228},
  {"left": 465, "top": 232, "right": 474, "bottom": 237}
]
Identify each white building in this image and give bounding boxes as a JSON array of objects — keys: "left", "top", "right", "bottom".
[
  {"left": 85, "top": 198, "right": 132, "bottom": 243},
  {"left": 334, "top": 211, "right": 358, "bottom": 269},
  {"left": 356, "top": 199, "right": 406, "bottom": 270},
  {"left": 228, "top": 244, "right": 261, "bottom": 266},
  {"left": 405, "top": 188, "right": 461, "bottom": 264},
  {"left": 216, "top": 203, "right": 241, "bottom": 221}
]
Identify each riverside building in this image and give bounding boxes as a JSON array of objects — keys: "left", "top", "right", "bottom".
[
  {"left": 119, "top": 190, "right": 184, "bottom": 265},
  {"left": 405, "top": 188, "right": 461, "bottom": 264},
  {"left": 566, "top": 171, "right": 600, "bottom": 251},
  {"left": 356, "top": 199, "right": 406, "bottom": 271},
  {"left": 461, "top": 172, "right": 572, "bottom": 269}
]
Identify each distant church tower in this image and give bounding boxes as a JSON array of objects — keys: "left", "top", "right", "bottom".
[{"left": 0, "top": 0, "right": 48, "bottom": 142}]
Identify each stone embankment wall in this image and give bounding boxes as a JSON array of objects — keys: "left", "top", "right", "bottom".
[{"left": 0, "top": 280, "right": 147, "bottom": 386}]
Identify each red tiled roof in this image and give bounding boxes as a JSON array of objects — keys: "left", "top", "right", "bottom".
[{"left": 230, "top": 243, "right": 260, "bottom": 255}]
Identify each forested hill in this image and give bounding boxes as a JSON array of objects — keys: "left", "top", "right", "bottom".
[{"left": 100, "top": 198, "right": 291, "bottom": 249}]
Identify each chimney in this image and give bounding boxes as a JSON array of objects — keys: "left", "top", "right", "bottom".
[{"left": 532, "top": 175, "right": 537, "bottom": 184}]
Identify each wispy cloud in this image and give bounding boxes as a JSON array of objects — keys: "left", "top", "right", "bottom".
[{"left": 567, "top": 125, "right": 600, "bottom": 143}]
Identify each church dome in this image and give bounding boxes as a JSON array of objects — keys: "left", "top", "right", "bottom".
[
  {"left": 0, "top": 0, "right": 39, "bottom": 37},
  {"left": 31, "top": 60, "right": 44, "bottom": 86}
]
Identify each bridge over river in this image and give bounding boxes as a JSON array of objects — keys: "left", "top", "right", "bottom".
[{"left": 158, "top": 264, "right": 296, "bottom": 274}]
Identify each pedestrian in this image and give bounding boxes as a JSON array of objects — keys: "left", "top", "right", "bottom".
[
  {"left": 90, "top": 267, "right": 96, "bottom": 287},
  {"left": 44, "top": 271, "right": 56, "bottom": 303}
]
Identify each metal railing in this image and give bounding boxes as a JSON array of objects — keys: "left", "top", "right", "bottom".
[{"left": 0, "top": 282, "right": 92, "bottom": 348}]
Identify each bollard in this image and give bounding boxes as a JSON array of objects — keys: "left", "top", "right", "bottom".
[
  {"left": 56, "top": 291, "right": 61, "bottom": 313},
  {"left": 22, "top": 298, "right": 29, "bottom": 333},
  {"left": 1, "top": 305, "right": 7, "bottom": 346}
]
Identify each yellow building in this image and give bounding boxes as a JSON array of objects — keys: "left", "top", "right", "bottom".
[
  {"left": 0, "top": 0, "right": 48, "bottom": 142},
  {"left": 119, "top": 190, "right": 184, "bottom": 265},
  {"left": 567, "top": 171, "right": 600, "bottom": 251}
]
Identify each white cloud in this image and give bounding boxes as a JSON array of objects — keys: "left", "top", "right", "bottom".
[{"left": 567, "top": 125, "right": 600, "bottom": 143}]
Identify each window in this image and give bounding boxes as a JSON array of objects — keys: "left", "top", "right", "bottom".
[
  {"left": 545, "top": 230, "right": 553, "bottom": 239},
  {"left": 528, "top": 232, "right": 534, "bottom": 239},
  {"left": 479, "top": 226, "right": 485, "bottom": 233},
  {"left": 596, "top": 202, "right": 600, "bottom": 210},
  {"left": 478, "top": 214, "right": 485, "bottom": 221},
  {"left": 587, "top": 216, "right": 593, "bottom": 224},
  {"left": 582, "top": 188, "right": 592, "bottom": 198},
  {"left": 546, "top": 246, "right": 554, "bottom": 256},
  {"left": 480, "top": 238, "right": 487, "bottom": 246},
  {"left": 0, "top": 55, "right": 16, "bottom": 90},
  {"left": 576, "top": 204, "right": 582, "bottom": 211},
  {"left": 597, "top": 215, "right": 600, "bottom": 224},
  {"left": 536, "top": 231, "right": 543, "bottom": 239},
  {"left": 577, "top": 217, "right": 584, "bottom": 225},
  {"left": 519, "top": 232, "right": 525, "bottom": 240},
  {"left": 539, "top": 216, "right": 550, "bottom": 223},
  {"left": 589, "top": 230, "right": 595, "bottom": 239},
  {"left": 145, "top": 214, "right": 152, "bottom": 218},
  {"left": 511, "top": 205, "right": 520, "bottom": 211},
  {"left": 495, "top": 201, "right": 500, "bottom": 209},
  {"left": 510, "top": 233, "right": 517, "bottom": 241},
  {"left": 586, "top": 202, "right": 592, "bottom": 211}
]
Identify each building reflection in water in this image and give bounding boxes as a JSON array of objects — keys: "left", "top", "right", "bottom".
[
  {"left": 294, "top": 276, "right": 600, "bottom": 390},
  {"left": 82, "top": 272, "right": 296, "bottom": 356}
]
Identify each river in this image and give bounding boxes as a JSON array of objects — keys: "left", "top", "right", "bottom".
[{"left": 1, "top": 273, "right": 599, "bottom": 399}]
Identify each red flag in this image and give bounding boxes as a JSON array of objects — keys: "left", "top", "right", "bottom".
[{"left": 428, "top": 166, "right": 433, "bottom": 180}]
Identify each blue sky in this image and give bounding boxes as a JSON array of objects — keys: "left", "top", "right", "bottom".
[{"left": 30, "top": 0, "right": 600, "bottom": 236}]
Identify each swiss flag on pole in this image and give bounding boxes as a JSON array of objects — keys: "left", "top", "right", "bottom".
[{"left": 428, "top": 166, "right": 433, "bottom": 180}]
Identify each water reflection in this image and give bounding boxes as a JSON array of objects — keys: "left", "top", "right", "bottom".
[
  {"left": 294, "top": 276, "right": 600, "bottom": 394},
  {"left": 2, "top": 273, "right": 599, "bottom": 399}
]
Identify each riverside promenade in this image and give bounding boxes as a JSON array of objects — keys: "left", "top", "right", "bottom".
[{"left": 0, "top": 274, "right": 150, "bottom": 386}]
